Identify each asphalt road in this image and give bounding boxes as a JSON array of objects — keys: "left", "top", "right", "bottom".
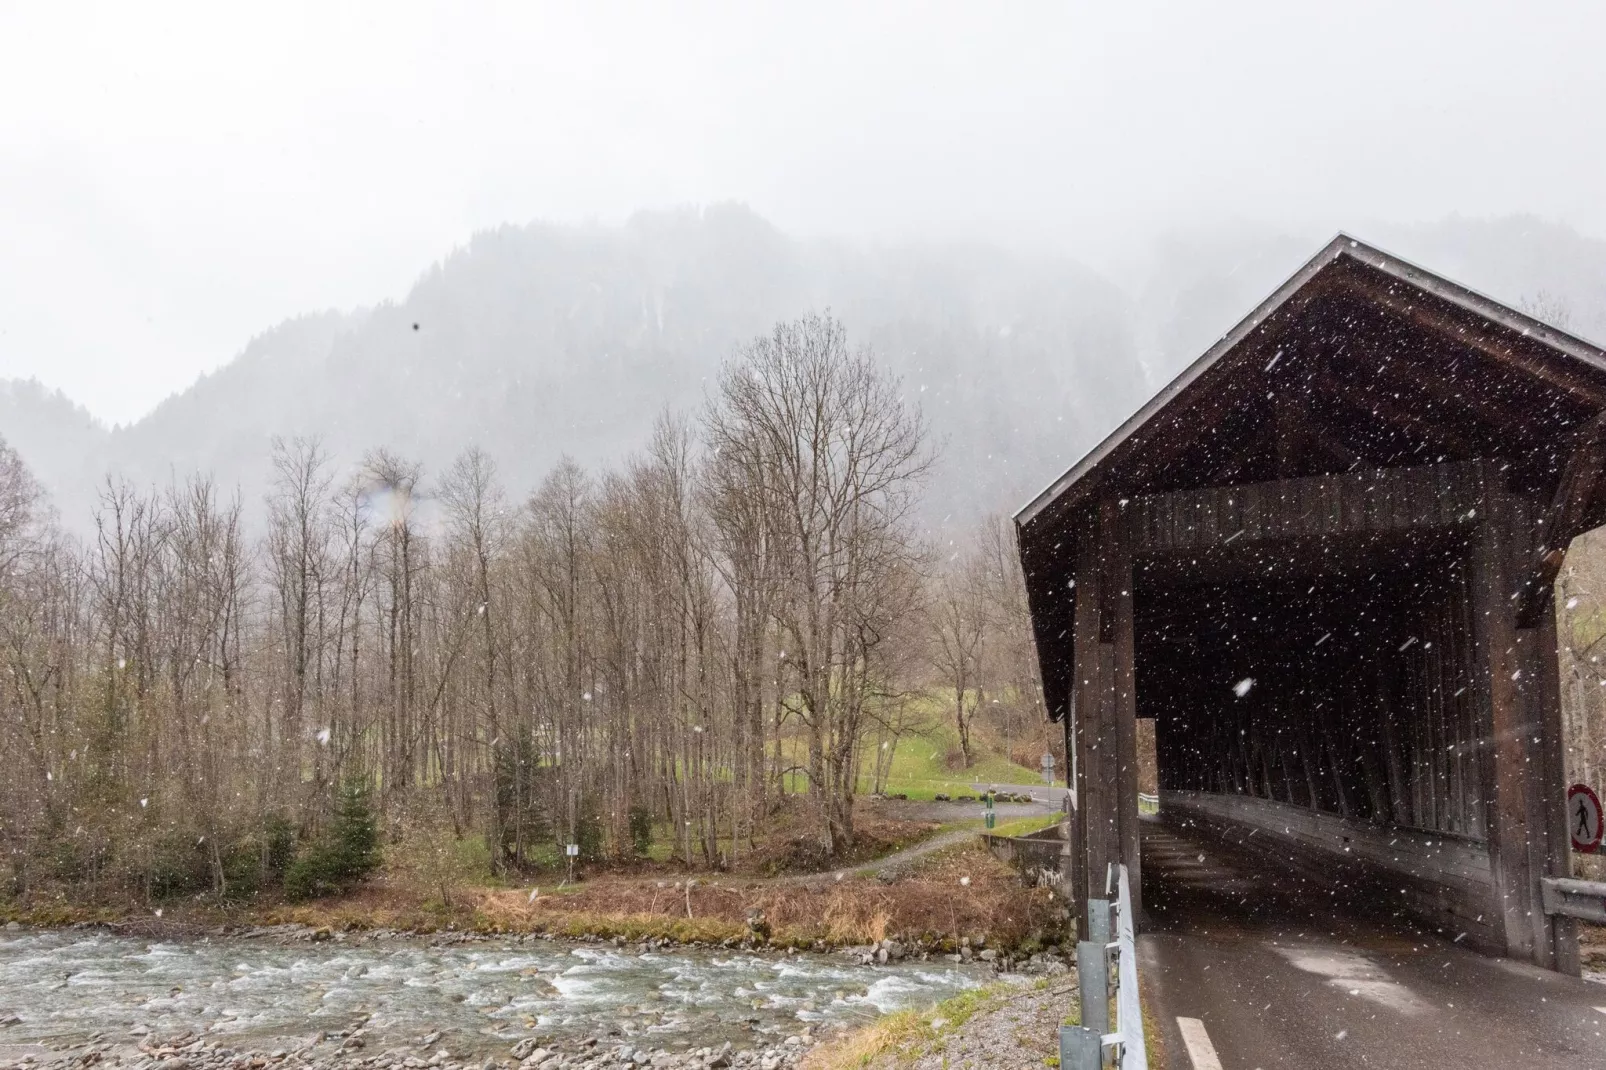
[
  {"left": 1140, "top": 818, "right": 1606, "bottom": 1069},
  {"left": 969, "top": 780, "right": 1073, "bottom": 809}
]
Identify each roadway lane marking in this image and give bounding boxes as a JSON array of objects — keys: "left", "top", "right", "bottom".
[{"left": 1176, "top": 1017, "right": 1224, "bottom": 1070}]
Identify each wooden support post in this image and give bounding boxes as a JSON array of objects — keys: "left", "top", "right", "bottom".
[
  {"left": 1061, "top": 701, "right": 1081, "bottom": 926},
  {"left": 1110, "top": 502, "right": 1142, "bottom": 925},
  {"left": 1529, "top": 551, "right": 1581, "bottom": 974},
  {"left": 1071, "top": 500, "right": 1141, "bottom": 930},
  {"left": 1470, "top": 486, "right": 1559, "bottom": 966},
  {"left": 1072, "top": 507, "right": 1109, "bottom": 920}
]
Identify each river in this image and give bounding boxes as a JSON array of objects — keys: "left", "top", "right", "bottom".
[{"left": 0, "top": 929, "right": 992, "bottom": 1058}]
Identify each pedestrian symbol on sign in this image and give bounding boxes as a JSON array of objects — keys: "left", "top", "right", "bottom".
[{"left": 1567, "top": 784, "right": 1603, "bottom": 853}]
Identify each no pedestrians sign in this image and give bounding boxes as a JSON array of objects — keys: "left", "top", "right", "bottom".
[{"left": 1568, "top": 783, "right": 1603, "bottom": 853}]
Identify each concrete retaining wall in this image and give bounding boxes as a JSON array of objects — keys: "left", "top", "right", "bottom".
[{"left": 979, "top": 825, "right": 1066, "bottom": 887}]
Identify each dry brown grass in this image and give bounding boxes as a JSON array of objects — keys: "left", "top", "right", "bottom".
[
  {"left": 478, "top": 843, "right": 1053, "bottom": 950},
  {"left": 1, "top": 839, "right": 1060, "bottom": 955}
]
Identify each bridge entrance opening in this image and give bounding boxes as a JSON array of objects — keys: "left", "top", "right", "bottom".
[
  {"left": 1017, "top": 238, "right": 1606, "bottom": 974},
  {"left": 1137, "top": 533, "right": 1501, "bottom": 944}
]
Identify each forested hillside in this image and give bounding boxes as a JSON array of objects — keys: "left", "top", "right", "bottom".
[{"left": 1, "top": 205, "right": 1145, "bottom": 534}]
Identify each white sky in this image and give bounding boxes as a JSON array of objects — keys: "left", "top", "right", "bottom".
[{"left": 2, "top": 1, "right": 1604, "bottom": 425}]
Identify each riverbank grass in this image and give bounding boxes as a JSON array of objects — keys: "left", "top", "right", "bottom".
[{"left": 802, "top": 978, "right": 1054, "bottom": 1069}]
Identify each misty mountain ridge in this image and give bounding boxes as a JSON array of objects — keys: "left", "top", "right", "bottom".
[{"left": 4, "top": 206, "right": 1604, "bottom": 534}]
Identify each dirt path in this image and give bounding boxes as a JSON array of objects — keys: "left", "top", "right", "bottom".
[{"left": 788, "top": 799, "right": 1056, "bottom": 882}]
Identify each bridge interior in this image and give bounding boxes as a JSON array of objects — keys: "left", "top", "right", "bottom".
[{"left": 1140, "top": 536, "right": 1482, "bottom": 839}]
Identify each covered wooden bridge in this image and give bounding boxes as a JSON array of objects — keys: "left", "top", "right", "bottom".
[{"left": 1016, "top": 235, "right": 1606, "bottom": 973}]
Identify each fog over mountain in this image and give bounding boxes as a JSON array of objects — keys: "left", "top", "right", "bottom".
[{"left": 4, "top": 206, "right": 1603, "bottom": 535}]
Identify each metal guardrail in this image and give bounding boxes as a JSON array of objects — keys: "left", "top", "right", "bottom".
[
  {"left": 1137, "top": 793, "right": 1158, "bottom": 807},
  {"left": 1541, "top": 876, "right": 1606, "bottom": 923},
  {"left": 1060, "top": 863, "right": 1148, "bottom": 1070}
]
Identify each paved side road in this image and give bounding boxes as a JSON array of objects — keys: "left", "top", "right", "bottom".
[
  {"left": 1140, "top": 820, "right": 1606, "bottom": 1069},
  {"left": 969, "top": 782, "right": 1073, "bottom": 810}
]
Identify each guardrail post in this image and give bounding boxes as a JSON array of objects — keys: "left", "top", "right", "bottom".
[
  {"left": 1059, "top": 1025, "right": 1102, "bottom": 1070},
  {"left": 1063, "top": 866, "right": 1146, "bottom": 1070},
  {"left": 1077, "top": 938, "right": 1109, "bottom": 1035},
  {"left": 1087, "top": 897, "right": 1112, "bottom": 946}
]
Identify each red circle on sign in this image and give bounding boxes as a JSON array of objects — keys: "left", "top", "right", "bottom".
[{"left": 1568, "top": 783, "right": 1603, "bottom": 852}]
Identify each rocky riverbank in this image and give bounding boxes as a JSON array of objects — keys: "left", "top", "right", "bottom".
[
  {"left": 0, "top": 922, "right": 1074, "bottom": 1070},
  {"left": 2, "top": 1029, "right": 819, "bottom": 1070}
]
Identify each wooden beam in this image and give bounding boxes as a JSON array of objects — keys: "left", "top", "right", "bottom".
[
  {"left": 1128, "top": 461, "right": 1490, "bottom": 559},
  {"left": 1094, "top": 286, "right": 1333, "bottom": 500},
  {"left": 1273, "top": 388, "right": 1368, "bottom": 473},
  {"left": 1314, "top": 370, "right": 1478, "bottom": 460},
  {"left": 1359, "top": 346, "right": 1552, "bottom": 444},
  {"left": 1330, "top": 272, "right": 1606, "bottom": 409}
]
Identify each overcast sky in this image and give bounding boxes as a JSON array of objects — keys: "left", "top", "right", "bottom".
[{"left": 2, "top": 1, "right": 1603, "bottom": 426}]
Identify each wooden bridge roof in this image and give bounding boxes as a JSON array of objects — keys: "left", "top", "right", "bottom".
[{"left": 1017, "top": 234, "right": 1606, "bottom": 722}]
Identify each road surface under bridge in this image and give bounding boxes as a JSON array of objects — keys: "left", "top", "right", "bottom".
[{"left": 1139, "top": 813, "right": 1606, "bottom": 1068}]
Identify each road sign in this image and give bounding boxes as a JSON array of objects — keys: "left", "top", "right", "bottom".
[
  {"left": 1568, "top": 784, "right": 1603, "bottom": 853},
  {"left": 1041, "top": 752, "right": 1055, "bottom": 769},
  {"left": 566, "top": 843, "right": 580, "bottom": 857}
]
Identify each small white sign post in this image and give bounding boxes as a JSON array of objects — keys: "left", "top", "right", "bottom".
[
  {"left": 1040, "top": 751, "right": 1056, "bottom": 786},
  {"left": 566, "top": 842, "right": 580, "bottom": 882},
  {"left": 1569, "top": 784, "right": 1603, "bottom": 853}
]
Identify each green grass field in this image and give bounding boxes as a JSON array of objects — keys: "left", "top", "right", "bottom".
[{"left": 859, "top": 692, "right": 1055, "bottom": 799}]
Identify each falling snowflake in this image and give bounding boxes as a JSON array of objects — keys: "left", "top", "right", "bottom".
[
  {"left": 316, "top": 728, "right": 331, "bottom": 745},
  {"left": 1233, "top": 678, "right": 1255, "bottom": 698}
]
